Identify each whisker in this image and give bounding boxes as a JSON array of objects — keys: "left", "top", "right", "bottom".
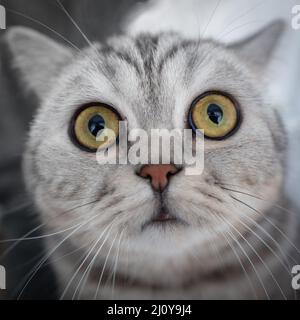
[
  {"left": 216, "top": 226, "right": 259, "bottom": 299},
  {"left": 224, "top": 195, "right": 290, "bottom": 273},
  {"left": 59, "top": 243, "right": 98, "bottom": 298},
  {"left": 218, "top": 214, "right": 288, "bottom": 299},
  {"left": 218, "top": 184, "right": 300, "bottom": 256},
  {"left": 201, "top": 0, "right": 222, "bottom": 38},
  {"left": 218, "top": 183, "right": 298, "bottom": 217},
  {"left": 230, "top": 195, "right": 298, "bottom": 266},
  {"left": 1, "top": 201, "right": 32, "bottom": 216},
  {"left": 217, "top": 20, "right": 265, "bottom": 42},
  {"left": 67, "top": 220, "right": 116, "bottom": 300},
  {"left": 1, "top": 198, "right": 100, "bottom": 256},
  {"left": 45, "top": 240, "right": 93, "bottom": 268},
  {"left": 55, "top": 0, "right": 92, "bottom": 47},
  {"left": 6, "top": 8, "right": 81, "bottom": 51},
  {"left": 16, "top": 209, "right": 103, "bottom": 299},
  {"left": 93, "top": 232, "right": 119, "bottom": 300},
  {"left": 228, "top": 198, "right": 293, "bottom": 272},
  {"left": 1, "top": 222, "right": 90, "bottom": 243},
  {"left": 215, "top": 216, "right": 270, "bottom": 299},
  {"left": 110, "top": 228, "right": 126, "bottom": 299},
  {"left": 187, "top": 224, "right": 259, "bottom": 299},
  {"left": 54, "top": 0, "right": 125, "bottom": 99},
  {"left": 211, "top": 213, "right": 270, "bottom": 299},
  {"left": 218, "top": 0, "right": 266, "bottom": 37}
]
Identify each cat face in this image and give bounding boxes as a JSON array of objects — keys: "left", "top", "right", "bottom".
[{"left": 5, "top": 24, "right": 286, "bottom": 290}]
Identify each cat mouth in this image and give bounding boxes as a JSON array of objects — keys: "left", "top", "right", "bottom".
[{"left": 142, "top": 206, "right": 186, "bottom": 230}]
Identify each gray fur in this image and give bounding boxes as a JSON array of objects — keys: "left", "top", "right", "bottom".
[{"left": 4, "top": 22, "right": 300, "bottom": 299}]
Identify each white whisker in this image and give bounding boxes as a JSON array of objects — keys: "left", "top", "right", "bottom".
[
  {"left": 69, "top": 220, "right": 117, "bottom": 300},
  {"left": 93, "top": 232, "right": 119, "bottom": 300},
  {"left": 111, "top": 228, "right": 126, "bottom": 299},
  {"left": 6, "top": 8, "right": 81, "bottom": 51},
  {"left": 219, "top": 214, "right": 288, "bottom": 300},
  {"left": 214, "top": 215, "right": 270, "bottom": 299},
  {"left": 16, "top": 210, "right": 102, "bottom": 299},
  {"left": 217, "top": 227, "right": 258, "bottom": 299},
  {"left": 55, "top": 0, "right": 92, "bottom": 47}
]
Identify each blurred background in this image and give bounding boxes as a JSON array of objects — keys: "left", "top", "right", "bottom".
[{"left": 0, "top": 0, "right": 299, "bottom": 299}]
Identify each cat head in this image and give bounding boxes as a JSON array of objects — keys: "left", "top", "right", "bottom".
[{"left": 5, "top": 22, "right": 286, "bottom": 292}]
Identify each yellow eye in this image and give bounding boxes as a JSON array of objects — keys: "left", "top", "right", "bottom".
[
  {"left": 72, "top": 105, "right": 121, "bottom": 151},
  {"left": 189, "top": 92, "right": 240, "bottom": 139}
]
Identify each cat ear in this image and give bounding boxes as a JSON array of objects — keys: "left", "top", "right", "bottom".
[
  {"left": 4, "top": 26, "right": 75, "bottom": 99},
  {"left": 227, "top": 21, "right": 285, "bottom": 72}
]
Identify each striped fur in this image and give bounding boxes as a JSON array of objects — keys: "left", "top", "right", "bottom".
[{"left": 4, "top": 25, "right": 300, "bottom": 299}]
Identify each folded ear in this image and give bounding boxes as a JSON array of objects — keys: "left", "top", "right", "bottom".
[
  {"left": 227, "top": 21, "right": 285, "bottom": 73},
  {"left": 4, "top": 26, "right": 75, "bottom": 100}
]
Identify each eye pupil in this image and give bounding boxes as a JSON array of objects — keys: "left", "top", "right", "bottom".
[
  {"left": 88, "top": 114, "right": 105, "bottom": 136},
  {"left": 207, "top": 104, "right": 223, "bottom": 125}
]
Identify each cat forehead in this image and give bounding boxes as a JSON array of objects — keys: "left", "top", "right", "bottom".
[
  {"left": 84, "top": 33, "right": 239, "bottom": 89},
  {"left": 58, "top": 33, "right": 247, "bottom": 125}
]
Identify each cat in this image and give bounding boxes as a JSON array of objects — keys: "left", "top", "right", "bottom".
[{"left": 3, "top": 20, "right": 300, "bottom": 299}]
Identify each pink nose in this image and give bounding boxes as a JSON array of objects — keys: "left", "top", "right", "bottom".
[{"left": 139, "top": 164, "right": 179, "bottom": 192}]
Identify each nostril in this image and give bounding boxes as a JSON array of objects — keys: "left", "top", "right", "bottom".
[
  {"left": 144, "top": 173, "right": 153, "bottom": 183},
  {"left": 167, "top": 166, "right": 181, "bottom": 177}
]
